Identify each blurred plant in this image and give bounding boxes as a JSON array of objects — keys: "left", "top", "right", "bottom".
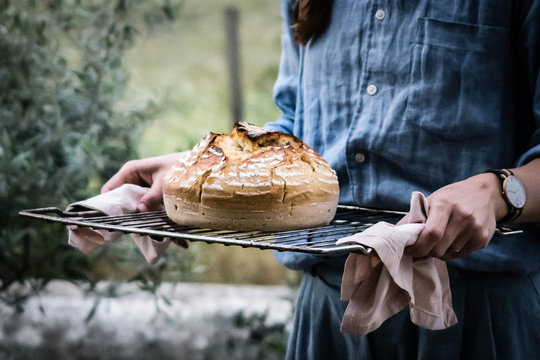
[
  {"left": 200, "top": 298, "right": 294, "bottom": 360},
  {"left": 230, "top": 309, "right": 289, "bottom": 357},
  {"left": 0, "top": 0, "right": 183, "bottom": 308}
]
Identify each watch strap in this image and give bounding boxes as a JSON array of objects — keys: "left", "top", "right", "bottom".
[{"left": 485, "top": 168, "right": 514, "bottom": 178}]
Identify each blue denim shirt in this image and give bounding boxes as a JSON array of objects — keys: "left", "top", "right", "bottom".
[{"left": 265, "top": 0, "right": 540, "bottom": 274}]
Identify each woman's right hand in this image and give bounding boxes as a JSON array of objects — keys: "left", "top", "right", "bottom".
[{"left": 101, "top": 151, "right": 187, "bottom": 212}]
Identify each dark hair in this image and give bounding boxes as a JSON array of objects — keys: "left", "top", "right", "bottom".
[{"left": 293, "top": 0, "right": 334, "bottom": 45}]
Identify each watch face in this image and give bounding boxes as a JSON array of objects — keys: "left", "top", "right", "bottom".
[{"left": 504, "top": 176, "right": 526, "bottom": 209}]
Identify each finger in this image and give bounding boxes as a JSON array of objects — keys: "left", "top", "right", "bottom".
[
  {"left": 101, "top": 161, "right": 146, "bottom": 193},
  {"left": 440, "top": 222, "right": 495, "bottom": 260},
  {"left": 451, "top": 241, "right": 479, "bottom": 258},
  {"left": 440, "top": 232, "right": 470, "bottom": 260},
  {"left": 101, "top": 174, "right": 127, "bottom": 193},
  {"left": 428, "top": 212, "right": 465, "bottom": 258},
  {"left": 405, "top": 201, "right": 451, "bottom": 257},
  {"left": 444, "top": 225, "right": 495, "bottom": 260},
  {"left": 441, "top": 210, "right": 496, "bottom": 260},
  {"left": 137, "top": 179, "right": 164, "bottom": 212}
]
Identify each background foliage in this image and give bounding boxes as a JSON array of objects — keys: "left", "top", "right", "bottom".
[
  {"left": 0, "top": 0, "right": 293, "bottom": 357},
  {"left": 0, "top": 0, "right": 184, "bottom": 307},
  {"left": 1, "top": 0, "right": 292, "bottom": 308}
]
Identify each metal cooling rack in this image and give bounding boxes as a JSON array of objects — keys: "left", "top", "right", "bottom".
[{"left": 19, "top": 206, "right": 523, "bottom": 255}]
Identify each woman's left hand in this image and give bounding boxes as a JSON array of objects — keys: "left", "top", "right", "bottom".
[{"left": 404, "top": 173, "right": 508, "bottom": 260}]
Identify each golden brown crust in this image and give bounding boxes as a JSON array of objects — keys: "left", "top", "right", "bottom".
[{"left": 162, "top": 122, "right": 339, "bottom": 231}]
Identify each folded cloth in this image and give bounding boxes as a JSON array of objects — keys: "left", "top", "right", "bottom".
[
  {"left": 336, "top": 191, "right": 457, "bottom": 335},
  {"left": 67, "top": 184, "right": 186, "bottom": 264}
]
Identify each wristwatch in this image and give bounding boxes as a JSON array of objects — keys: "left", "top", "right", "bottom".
[{"left": 485, "top": 169, "right": 526, "bottom": 224}]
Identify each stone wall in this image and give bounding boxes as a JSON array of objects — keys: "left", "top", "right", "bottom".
[{"left": 0, "top": 281, "right": 296, "bottom": 360}]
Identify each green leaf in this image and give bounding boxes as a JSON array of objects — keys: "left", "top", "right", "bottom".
[
  {"left": 161, "top": 294, "right": 172, "bottom": 306},
  {"left": 74, "top": 7, "right": 93, "bottom": 19}
]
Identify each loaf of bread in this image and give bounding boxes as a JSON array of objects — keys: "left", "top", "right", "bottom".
[{"left": 162, "top": 122, "right": 339, "bottom": 231}]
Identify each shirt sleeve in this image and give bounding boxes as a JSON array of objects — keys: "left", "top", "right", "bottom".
[
  {"left": 514, "top": 1, "right": 540, "bottom": 166},
  {"left": 263, "top": 0, "right": 299, "bottom": 135}
]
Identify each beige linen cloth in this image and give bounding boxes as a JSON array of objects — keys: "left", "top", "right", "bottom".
[
  {"left": 67, "top": 184, "right": 185, "bottom": 264},
  {"left": 336, "top": 191, "right": 458, "bottom": 335}
]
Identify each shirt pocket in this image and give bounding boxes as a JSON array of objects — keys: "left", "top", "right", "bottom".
[{"left": 403, "top": 18, "right": 511, "bottom": 140}]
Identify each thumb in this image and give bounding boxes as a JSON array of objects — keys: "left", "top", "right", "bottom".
[{"left": 137, "top": 181, "right": 164, "bottom": 212}]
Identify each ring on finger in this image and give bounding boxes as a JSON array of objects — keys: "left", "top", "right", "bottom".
[{"left": 447, "top": 247, "right": 462, "bottom": 258}]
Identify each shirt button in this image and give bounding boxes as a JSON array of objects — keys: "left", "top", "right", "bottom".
[
  {"left": 354, "top": 153, "right": 366, "bottom": 163},
  {"left": 367, "top": 84, "right": 377, "bottom": 95},
  {"left": 375, "top": 9, "right": 386, "bottom": 21}
]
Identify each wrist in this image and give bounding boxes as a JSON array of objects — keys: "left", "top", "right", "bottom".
[{"left": 479, "top": 173, "right": 509, "bottom": 223}]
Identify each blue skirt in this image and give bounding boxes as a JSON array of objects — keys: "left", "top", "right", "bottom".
[{"left": 285, "top": 260, "right": 540, "bottom": 360}]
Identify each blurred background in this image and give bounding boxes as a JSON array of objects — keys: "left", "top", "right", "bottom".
[{"left": 0, "top": 0, "right": 298, "bottom": 358}]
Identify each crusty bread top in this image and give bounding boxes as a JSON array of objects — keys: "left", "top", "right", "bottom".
[{"left": 162, "top": 122, "right": 339, "bottom": 211}]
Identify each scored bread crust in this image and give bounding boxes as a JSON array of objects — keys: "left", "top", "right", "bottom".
[{"left": 162, "top": 122, "right": 339, "bottom": 231}]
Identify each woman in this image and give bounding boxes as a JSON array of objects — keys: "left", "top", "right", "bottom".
[{"left": 103, "top": 0, "right": 540, "bottom": 358}]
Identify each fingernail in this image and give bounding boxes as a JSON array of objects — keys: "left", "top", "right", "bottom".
[{"left": 137, "top": 203, "right": 148, "bottom": 213}]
